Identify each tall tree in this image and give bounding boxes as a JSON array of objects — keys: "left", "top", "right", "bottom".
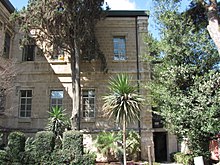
[
  {"left": 12, "top": 0, "right": 107, "bottom": 130},
  {"left": 103, "top": 74, "right": 144, "bottom": 165},
  {"left": 0, "top": 57, "right": 16, "bottom": 111},
  {"left": 162, "top": 0, "right": 220, "bottom": 54},
  {"left": 148, "top": 0, "right": 220, "bottom": 161}
]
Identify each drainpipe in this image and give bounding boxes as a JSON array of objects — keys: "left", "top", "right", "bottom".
[{"left": 135, "top": 16, "right": 142, "bottom": 160}]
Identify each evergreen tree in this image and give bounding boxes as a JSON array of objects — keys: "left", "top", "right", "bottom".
[
  {"left": 148, "top": 0, "right": 220, "bottom": 160},
  {"left": 155, "top": 0, "right": 220, "bottom": 54}
]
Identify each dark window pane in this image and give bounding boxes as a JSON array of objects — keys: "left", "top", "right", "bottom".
[
  {"left": 27, "top": 90, "right": 32, "bottom": 97},
  {"left": 22, "top": 45, "right": 35, "bottom": 61},
  {"left": 21, "top": 99, "right": 26, "bottom": 104},
  {"left": 20, "top": 105, "right": 25, "bottom": 110},
  {"left": 3, "top": 32, "right": 11, "bottom": 58},
  {"left": 20, "top": 111, "right": 25, "bottom": 117},
  {"left": 26, "top": 105, "right": 31, "bottom": 110},
  {"left": 26, "top": 111, "right": 31, "bottom": 117},
  {"left": 20, "top": 90, "right": 26, "bottom": 97},
  {"left": 57, "top": 99, "right": 62, "bottom": 104}
]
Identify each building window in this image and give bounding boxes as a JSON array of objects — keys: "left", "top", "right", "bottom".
[
  {"left": 3, "top": 32, "right": 11, "bottom": 58},
  {"left": 51, "top": 47, "right": 64, "bottom": 60},
  {"left": 22, "top": 45, "right": 35, "bottom": 61},
  {"left": 50, "top": 90, "right": 63, "bottom": 109},
  {"left": 82, "top": 89, "right": 95, "bottom": 118},
  {"left": 113, "top": 37, "right": 126, "bottom": 60},
  {"left": 19, "top": 90, "right": 32, "bottom": 118},
  {"left": 152, "top": 112, "right": 163, "bottom": 128},
  {"left": 0, "top": 89, "right": 5, "bottom": 112}
]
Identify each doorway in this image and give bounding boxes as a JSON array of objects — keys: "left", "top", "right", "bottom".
[{"left": 153, "top": 132, "right": 167, "bottom": 162}]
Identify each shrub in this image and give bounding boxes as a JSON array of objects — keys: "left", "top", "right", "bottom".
[
  {"left": 174, "top": 152, "right": 193, "bottom": 165},
  {"left": 62, "top": 130, "right": 83, "bottom": 163},
  {"left": 95, "top": 130, "right": 141, "bottom": 162},
  {"left": 170, "top": 152, "right": 178, "bottom": 162},
  {"left": 6, "top": 132, "right": 25, "bottom": 163},
  {"left": 0, "top": 150, "right": 7, "bottom": 164},
  {"left": 34, "top": 131, "right": 55, "bottom": 163},
  {"left": 23, "top": 137, "right": 36, "bottom": 164}
]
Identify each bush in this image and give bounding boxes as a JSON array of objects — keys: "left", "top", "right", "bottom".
[
  {"left": 95, "top": 130, "right": 141, "bottom": 162},
  {"left": 6, "top": 132, "right": 25, "bottom": 163},
  {"left": 170, "top": 152, "right": 178, "bottom": 162},
  {"left": 0, "top": 150, "right": 7, "bottom": 164},
  {"left": 174, "top": 152, "right": 193, "bottom": 165},
  {"left": 63, "top": 131, "right": 83, "bottom": 158},
  {"left": 34, "top": 131, "right": 55, "bottom": 163}
]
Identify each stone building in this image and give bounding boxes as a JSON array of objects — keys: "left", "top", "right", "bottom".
[{"left": 0, "top": 0, "right": 178, "bottom": 162}]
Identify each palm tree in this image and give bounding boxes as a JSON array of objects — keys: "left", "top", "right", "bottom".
[{"left": 103, "top": 74, "right": 144, "bottom": 165}]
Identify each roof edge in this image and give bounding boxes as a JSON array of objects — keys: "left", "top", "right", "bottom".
[
  {"left": 1, "top": 0, "right": 15, "bottom": 13},
  {"left": 107, "top": 10, "right": 149, "bottom": 17}
]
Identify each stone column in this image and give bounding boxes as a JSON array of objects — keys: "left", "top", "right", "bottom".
[{"left": 137, "top": 16, "right": 154, "bottom": 161}]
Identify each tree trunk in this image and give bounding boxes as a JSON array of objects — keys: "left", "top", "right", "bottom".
[
  {"left": 70, "top": 41, "right": 81, "bottom": 130},
  {"left": 123, "top": 114, "right": 126, "bottom": 165},
  {"left": 207, "top": 0, "right": 220, "bottom": 55}
]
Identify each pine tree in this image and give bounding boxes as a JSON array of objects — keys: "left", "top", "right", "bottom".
[{"left": 12, "top": 0, "right": 107, "bottom": 129}]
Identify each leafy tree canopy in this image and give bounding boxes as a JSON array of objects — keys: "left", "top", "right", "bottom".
[
  {"left": 148, "top": 0, "right": 220, "bottom": 159},
  {"left": 11, "top": 0, "right": 107, "bottom": 70}
]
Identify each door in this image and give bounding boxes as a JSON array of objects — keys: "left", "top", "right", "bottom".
[{"left": 153, "top": 132, "right": 167, "bottom": 162}]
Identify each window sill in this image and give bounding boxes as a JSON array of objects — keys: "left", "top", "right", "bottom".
[
  {"left": 112, "top": 59, "right": 128, "bottom": 62},
  {"left": 18, "top": 118, "right": 31, "bottom": 123},
  {"left": 49, "top": 60, "right": 68, "bottom": 65},
  {"left": 81, "top": 117, "right": 96, "bottom": 123}
]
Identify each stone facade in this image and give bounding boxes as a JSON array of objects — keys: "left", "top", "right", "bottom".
[{"left": 0, "top": 0, "right": 179, "bottom": 162}]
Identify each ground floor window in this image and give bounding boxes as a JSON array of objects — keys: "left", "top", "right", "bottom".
[
  {"left": 82, "top": 89, "right": 95, "bottom": 118},
  {"left": 50, "top": 90, "right": 63, "bottom": 109},
  {"left": 19, "top": 90, "right": 32, "bottom": 118},
  {"left": 0, "top": 88, "right": 5, "bottom": 112}
]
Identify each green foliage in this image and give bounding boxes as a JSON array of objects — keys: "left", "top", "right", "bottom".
[
  {"left": 95, "top": 130, "right": 140, "bottom": 161},
  {"left": 34, "top": 131, "right": 55, "bottom": 163},
  {"left": 23, "top": 137, "right": 36, "bottom": 164},
  {"left": 103, "top": 74, "right": 144, "bottom": 124},
  {"left": 103, "top": 74, "right": 144, "bottom": 164},
  {"left": 0, "top": 150, "right": 7, "bottom": 164},
  {"left": 174, "top": 152, "right": 193, "bottom": 165},
  {"left": 0, "top": 131, "right": 93, "bottom": 165},
  {"left": 148, "top": 0, "right": 220, "bottom": 160},
  {"left": 95, "top": 131, "right": 122, "bottom": 159},
  {"left": 11, "top": 0, "right": 107, "bottom": 70},
  {"left": 46, "top": 106, "right": 70, "bottom": 137},
  {"left": 6, "top": 132, "right": 25, "bottom": 163},
  {"left": 126, "top": 130, "right": 141, "bottom": 160},
  {"left": 62, "top": 130, "right": 83, "bottom": 163}
]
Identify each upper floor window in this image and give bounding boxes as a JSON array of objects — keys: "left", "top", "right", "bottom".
[
  {"left": 3, "top": 32, "right": 11, "bottom": 58},
  {"left": 19, "top": 90, "right": 32, "bottom": 118},
  {"left": 113, "top": 37, "right": 126, "bottom": 60},
  {"left": 50, "top": 90, "right": 63, "bottom": 109},
  {"left": 82, "top": 89, "right": 95, "bottom": 118},
  {"left": 0, "top": 88, "right": 5, "bottom": 112},
  {"left": 152, "top": 112, "right": 163, "bottom": 128},
  {"left": 51, "top": 46, "right": 64, "bottom": 61},
  {"left": 22, "top": 45, "right": 35, "bottom": 61}
]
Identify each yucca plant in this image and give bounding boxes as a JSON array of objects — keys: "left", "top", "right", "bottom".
[
  {"left": 103, "top": 74, "right": 144, "bottom": 165},
  {"left": 46, "top": 106, "right": 70, "bottom": 138}
]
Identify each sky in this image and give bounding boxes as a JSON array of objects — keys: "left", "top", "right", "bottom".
[
  {"left": 10, "top": 0, "right": 153, "bottom": 11},
  {"left": 8, "top": 0, "right": 189, "bottom": 38}
]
